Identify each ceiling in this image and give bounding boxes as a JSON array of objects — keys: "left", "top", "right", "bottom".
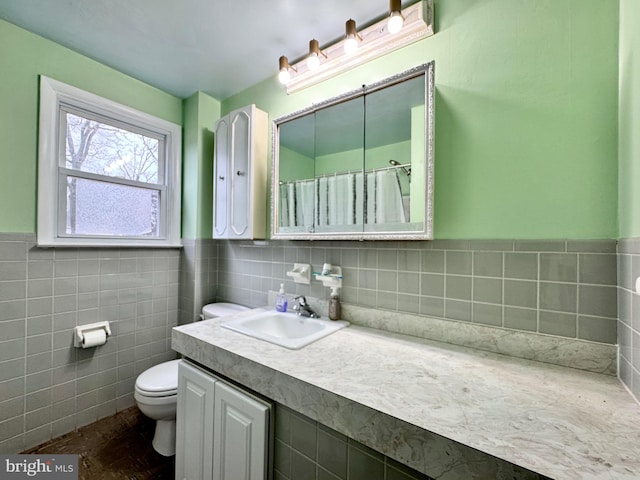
[{"left": 0, "top": 0, "right": 397, "bottom": 100}]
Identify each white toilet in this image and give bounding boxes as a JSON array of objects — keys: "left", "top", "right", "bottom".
[{"left": 134, "top": 302, "right": 249, "bottom": 456}]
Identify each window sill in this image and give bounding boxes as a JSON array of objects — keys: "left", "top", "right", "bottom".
[{"left": 36, "top": 238, "right": 183, "bottom": 248}]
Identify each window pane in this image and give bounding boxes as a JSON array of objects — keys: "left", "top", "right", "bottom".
[
  {"left": 65, "top": 112, "right": 160, "bottom": 184},
  {"left": 66, "top": 177, "right": 160, "bottom": 237}
]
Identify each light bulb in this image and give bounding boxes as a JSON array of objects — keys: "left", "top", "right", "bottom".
[
  {"left": 278, "top": 69, "right": 291, "bottom": 85},
  {"left": 387, "top": 12, "right": 404, "bottom": 34},
  {"left": 307, "top": 39, "right": 323, "bottom": 71},
  {"left": 278, "top": 56, "right": 293, "bottom": 84},
  {"left": 307, "top": 53, "right": 320, "bottom": 71},
  {"left": 344, "top": 19, "right": 359, "bottom": 54},
  {"left": 344, "top": 37, "right": 358, "bottom": 54}
]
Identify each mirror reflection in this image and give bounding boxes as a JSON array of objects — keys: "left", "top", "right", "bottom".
[{"left": 273, "top": 62, "right": 434, "bottom": 240}]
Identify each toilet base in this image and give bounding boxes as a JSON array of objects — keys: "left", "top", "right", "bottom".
[{"left": 152, "top": 419, "right": 176, "bottom": 456}]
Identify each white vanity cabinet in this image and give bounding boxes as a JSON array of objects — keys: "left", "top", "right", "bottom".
[
  {"left": 213, "top": 104, "right": 268, "bottom": 239},
  {"left": 175, "top": 360, "right": 271, "bottom": 480},
  {"left": 175, "top": 360, "right": 215, "bottom": 480}
]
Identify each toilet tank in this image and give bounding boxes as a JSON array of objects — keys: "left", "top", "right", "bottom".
[{"left": 202, "top": 302, "right": 249, "bottom": 320}]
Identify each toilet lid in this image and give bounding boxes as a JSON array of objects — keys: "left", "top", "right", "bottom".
[
  {"left": 135, "top": 359, "right": 180, "bottom": 395},
  {"left": 202, "top": 302, "right": 249, "bottom": 318}
]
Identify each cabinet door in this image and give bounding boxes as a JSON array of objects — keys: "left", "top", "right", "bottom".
[
  {"left": 175, "top": 361, "right": 217, "bottom": 480},
  {"left": 212, "top": 381, "right": 270, "bottom": 480},
  {"left": 213, "top": 117, "right": 230, "bottom": 238},
  {"left": 229, "top": 107, "right": 251, "bottom": 237}
]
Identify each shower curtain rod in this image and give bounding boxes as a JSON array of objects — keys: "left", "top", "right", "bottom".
[{"left": 279, "top": 163, "right": 411, "bottom": 184}]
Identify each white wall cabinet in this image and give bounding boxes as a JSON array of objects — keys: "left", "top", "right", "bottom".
[
  {"left": 175, "top": 360, "right": 271, "bottom": 480},
  {"left": 213, "top": 104, "right": 268, "bottom": 239}
]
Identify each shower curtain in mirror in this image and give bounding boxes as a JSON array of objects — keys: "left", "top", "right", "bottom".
[{"left": 279, "top": 169, "right": 406, "bottom": 228}]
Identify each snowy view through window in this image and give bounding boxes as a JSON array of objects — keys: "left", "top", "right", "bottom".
[{"left": 64, "top": 112, "right": 163, "bottom": 237}]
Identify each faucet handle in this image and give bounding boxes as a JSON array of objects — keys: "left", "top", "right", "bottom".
[{"left": 294, "top": 295, "right": 307, "bottom": 306}]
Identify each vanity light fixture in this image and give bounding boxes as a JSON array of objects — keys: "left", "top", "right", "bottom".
[
  {"left": 343, "top": 19, "right": 362, "bottom": 54},
  {"left": 387, "top": 0, "right": 405, "bottom": 34},
  {"left": 278, "top": 55, "right": 297, "bottom": 85},
  {"left": 278, "top": 0, "right": 434, "bottom": 94},
  {"left": 306, "top": 39, "right": 327, "bottom": 71}
]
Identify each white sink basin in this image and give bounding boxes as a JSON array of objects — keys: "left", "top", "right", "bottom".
[{"left": 221, "top": 310, "right": 349, "bottom": 349}]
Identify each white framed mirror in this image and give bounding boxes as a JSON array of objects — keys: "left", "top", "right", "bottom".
[{"left": 271, "top": 62, "right": 434, "bottom": 240}]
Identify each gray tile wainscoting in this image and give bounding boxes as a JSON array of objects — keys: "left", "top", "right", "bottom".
[
  {"left": 617, "top": 238, "right": 640, "bottom": 403},
  {"left": 179, "top": 238, "right": 217, "bottom": 324},
  {"left": 272, "top": 403, "right": 549, "bottom": 480},
  {"left": 274, "top": 404, "right": 434, "bottom": 480},
  {"left": 0, "top": 233, "right": 180, "bottom": 453},
  {"left": 212, "top": 239, "right": 618, "bottom": 345},
  {"left": 0, "top": 233, "right": 627, "bottom": 455}
]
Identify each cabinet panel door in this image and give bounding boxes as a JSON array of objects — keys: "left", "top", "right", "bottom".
[
  {"left": 230, "top": 109, "right": 251, "bottom": 237},
  {"left": 212, "top": 381, "right": 270, "bottom": 480},
  {"left": 213, "top": 118, "right": 229, "bottom": 238},
  {"left": 175, "top": 361, "right": 217, "bottom": 480}
]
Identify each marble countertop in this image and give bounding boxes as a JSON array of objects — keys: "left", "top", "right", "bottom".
[{"left": 172, "top": 307, "right": 640, "bottom": 480}]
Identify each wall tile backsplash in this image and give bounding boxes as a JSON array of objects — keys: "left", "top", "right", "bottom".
[
  {"left": 617, "top": 238, "right": 640, "bottom": 403},
  {"left": 0, "top": 234, "right": 179, "bottom": 452},
  {"left": 213, "top": 239, "right": 618, "bottom": 345}
]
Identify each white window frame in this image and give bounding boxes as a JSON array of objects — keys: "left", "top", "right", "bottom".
[{"left": 37, "top": 76, "right": 182, "bottom": 247}]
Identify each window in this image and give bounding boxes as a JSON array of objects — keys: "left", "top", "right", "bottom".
[{"left": 38, "top": 76, "right": 182, "bottom": 247}]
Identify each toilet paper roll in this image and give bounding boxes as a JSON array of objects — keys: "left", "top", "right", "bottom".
[{"left": 81, "top": 329, "right": 107, "bottom": 348}]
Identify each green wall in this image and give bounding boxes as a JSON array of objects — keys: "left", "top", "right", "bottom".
[
  {"left": 182, "top": 92, "right": 221, "bottom": 238},
  {"left": 223, "top": 0, "right": 619, "bottom": 239},
  {"left": 279, "top": 146, "right": 314, "bottom": 183},
  {"left": 618, "top": 0, "right": 640, "bottom": 238},
  {"left": 0, "top": 18, "right": 183, "bottom": 233},
  {"left": 0, "top": 1, "right": 623, "bottom": 240}
]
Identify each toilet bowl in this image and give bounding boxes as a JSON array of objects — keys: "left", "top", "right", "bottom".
[
  {"left": 134, "top": 359, "right": 180, "bottom": 456},
  {"left": 134, "top": 302, "right": 249, "bottom": 456}
]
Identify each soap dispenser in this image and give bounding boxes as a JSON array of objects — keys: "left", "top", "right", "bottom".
[
  {"left": 328, "top": 287, "right": 341, "bottom": 321},
  {"left": 275, "top": 283, "right": 288, "bottom": 312}
]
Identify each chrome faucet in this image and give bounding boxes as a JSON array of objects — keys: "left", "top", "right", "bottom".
[{"left": 292, "top": 296, "right": 318, "bottom": 318}]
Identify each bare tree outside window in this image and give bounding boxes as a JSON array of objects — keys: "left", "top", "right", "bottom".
[{"left": 64, "top": 112, "right": 162, "bottom": 236}]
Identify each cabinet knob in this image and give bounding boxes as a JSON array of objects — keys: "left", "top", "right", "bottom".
[
  {"left": 236, "top": 170, "right": 245, "bottom": 176},
  {"left": 219, "top": 176, "right": 225, "bottom": 180}
]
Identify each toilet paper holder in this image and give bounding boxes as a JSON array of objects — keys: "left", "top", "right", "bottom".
[{"left": 73, "top": 321, "right": 111, "bottom": 348}]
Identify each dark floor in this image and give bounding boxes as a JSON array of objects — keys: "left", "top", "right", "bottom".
[{"left": 22, "top": 407, "right": 175, "bottom": 480}]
